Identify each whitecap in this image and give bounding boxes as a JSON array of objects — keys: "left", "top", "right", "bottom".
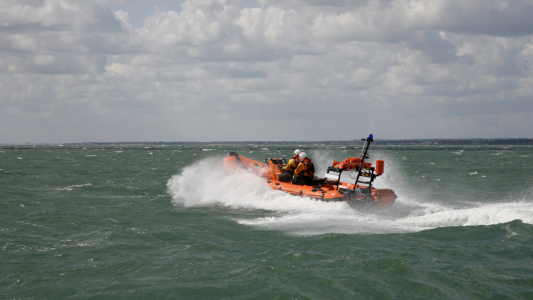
[
  {"left": 452, "top": 150, "right": 464, "bottom": 155},
  {"left": 59, "top": 183, "right": 92, "bottom": 191}
]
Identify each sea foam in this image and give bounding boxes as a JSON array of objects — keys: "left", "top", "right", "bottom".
[{"left": 167, "top": 156, "right": 533, "bottom": 235}]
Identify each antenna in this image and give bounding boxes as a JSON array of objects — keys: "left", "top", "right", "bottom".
[
  {"left": 360, "top": 116, "right": 375, "bottom": 157},
  {"left": 367, "top": 116, "right": 375, "bottom": 137}
]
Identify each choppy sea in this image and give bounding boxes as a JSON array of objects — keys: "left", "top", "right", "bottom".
[{"left": 1, "top": 143, "right": 533, "bottom": 299}]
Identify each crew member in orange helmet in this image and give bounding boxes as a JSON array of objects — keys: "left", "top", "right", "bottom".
[
  {"left": 279, "top": 149, "right": 301, "bottom": 182},
  {"left": 292, "top": 152, "right": 315, "bottom": 185}
]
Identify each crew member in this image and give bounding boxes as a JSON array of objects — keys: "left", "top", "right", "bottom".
[
  {"left": 293, "top": 152, "right": 315, "bottom": 185},
  {"left": 279, "top": 149, "right": 301, "bottom": 182}
]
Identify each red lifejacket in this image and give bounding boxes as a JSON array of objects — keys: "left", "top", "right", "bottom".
[{"left": 302, "top": 158, "right": 315, "bottom": 178}]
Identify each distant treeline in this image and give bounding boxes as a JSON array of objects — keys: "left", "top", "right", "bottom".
[{"left": 50, "top": 138, "right": 533, "bottom": 146}]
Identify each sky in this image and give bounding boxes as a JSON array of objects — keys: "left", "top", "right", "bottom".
[{"left": 1, "top": 0, "right": 533, "bottom": 143}]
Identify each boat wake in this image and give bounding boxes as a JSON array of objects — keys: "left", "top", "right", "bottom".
[{"left": 167, "top": 157, "right": 533, "bottom": 235}]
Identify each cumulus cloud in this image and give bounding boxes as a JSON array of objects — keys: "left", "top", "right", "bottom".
[{"left": 1, "top": 0, "right": 532, "bottom": 143}]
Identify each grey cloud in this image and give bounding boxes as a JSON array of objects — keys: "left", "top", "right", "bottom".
[
  {"left": 426, "top": 1, "right": 533, "bottom": 37},
  {"left": 224, "top": 69, "right": 267, "bottom": 78},
  {"left": 0, "top": 53, "right": 107, "bottom": 74},
  {"left": 407, "top": 31, "right": 457, "bottom": 64},
  {"left": 257, "top": 0, "right": 384, "bottom": 8},
  {"left": 2, "top": 0, "right": 45, "bottom": 5},
  {"left": 0, "top": 1, "right": 136, "bottom": 56},
  {"left": 1, "top": 0, "right": 533, "bottom": 143}
]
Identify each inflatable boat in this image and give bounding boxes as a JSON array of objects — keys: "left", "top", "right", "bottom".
[{"left": 223, "top": 135, "right": 397, "bottom": 208}]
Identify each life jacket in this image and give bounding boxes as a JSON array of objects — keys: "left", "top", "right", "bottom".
[
  {"left": 294, "top": 155, "right": 300, "bottom": 164},
  {"left": 301, "top": 157, "right": 315, "bottom": 178},
  {"left": 285, "top": 155, "right": 300, "bottom": 173}
]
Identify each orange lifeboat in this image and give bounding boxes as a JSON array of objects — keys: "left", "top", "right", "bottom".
[{"left": 222, "top": 135, "right": 397, "bottom": 209}]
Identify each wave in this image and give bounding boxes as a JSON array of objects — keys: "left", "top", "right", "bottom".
[
  {"left": 58, "top": 183, "right": 92, "bottom": 191},
  {"left": 167, "top": 156, "right": 533, "bottom": 235}
]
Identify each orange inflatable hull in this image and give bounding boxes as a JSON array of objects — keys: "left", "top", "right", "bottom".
[{"left": 223, "top": 153, "right": 396, "bottom": 208}]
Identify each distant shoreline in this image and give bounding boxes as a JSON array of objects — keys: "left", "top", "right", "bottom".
[{"left": 3, "top": 138, "right": 533, "bottom": 146}]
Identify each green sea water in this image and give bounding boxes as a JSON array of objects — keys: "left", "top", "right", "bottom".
[{"left": 1, "top": 144, "right": 533, "bottom": 299}]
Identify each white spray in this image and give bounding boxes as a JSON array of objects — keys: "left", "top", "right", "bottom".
[{"left": 167, "top": 156, "right": 533, "bottom": 236}]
